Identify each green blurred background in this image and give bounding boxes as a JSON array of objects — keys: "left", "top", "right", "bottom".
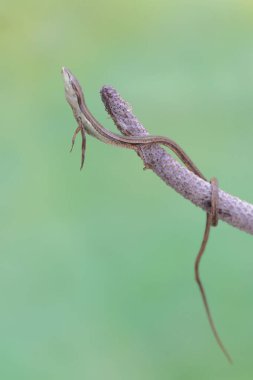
[{"left": 1, "top": 0, "right": 253, "bottom": 378}]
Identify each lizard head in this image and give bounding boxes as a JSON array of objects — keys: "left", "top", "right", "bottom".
[{"left": 61, "top": 67, "right": 84, "bottom": 112}]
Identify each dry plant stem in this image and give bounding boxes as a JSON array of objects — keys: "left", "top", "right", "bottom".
[{"left": 101, "top": 86, "right": 253, "bottom": 236}]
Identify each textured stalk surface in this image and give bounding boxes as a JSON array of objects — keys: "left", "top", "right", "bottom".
[{"left": 101, "top": 85, "right": 253, "bottom": 235}]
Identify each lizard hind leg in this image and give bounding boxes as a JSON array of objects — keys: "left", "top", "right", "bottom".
[
  {"left": 70, "top": 126, "right": 81, "bottom": 152},
  {"left": 70, "top": 124, "right": 86, "bottom": 170}
]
